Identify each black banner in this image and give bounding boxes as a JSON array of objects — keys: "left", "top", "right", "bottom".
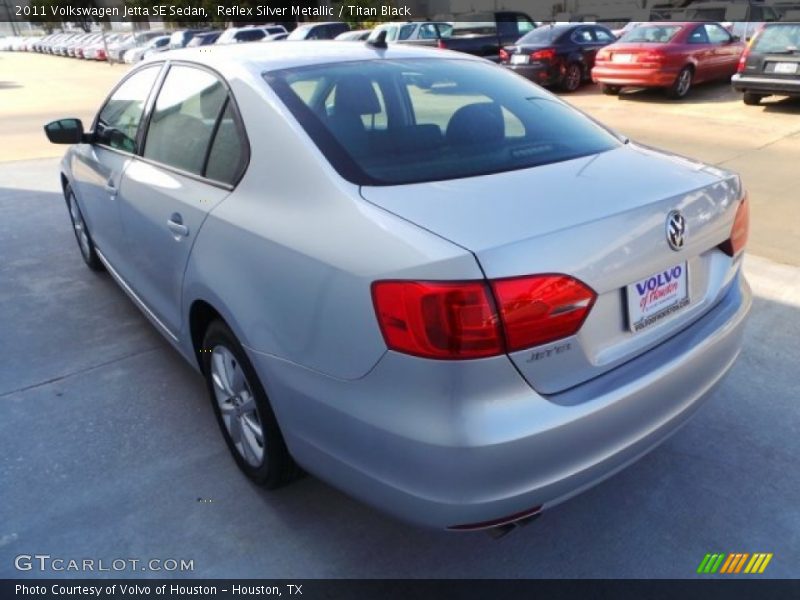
[
  {"left": 3, "top": 579, "right": 800, "bottom": 600},
  {"left": 1, "top": 0, "right": 799, "bottom": 26}
]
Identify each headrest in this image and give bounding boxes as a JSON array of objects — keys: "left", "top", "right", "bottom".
[
  {"left": 445, "top": 102, "right": 505, "bottom": 146},
  {"left": 334, "top": 74, "right": 381, "bottom": 116}
]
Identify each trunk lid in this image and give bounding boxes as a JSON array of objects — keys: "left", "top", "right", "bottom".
[{"left": 360, "top": 143, "right": 742, "bottom": 394}]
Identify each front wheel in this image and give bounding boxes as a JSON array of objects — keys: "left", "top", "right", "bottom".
[
  {"left": 743, "top": 92, "right": 764, "bottom": 106},
  {"left": 202, "top": 320, "right": 297, "bottom": 488},
  {"left": 65, "top": 183, "right": 103, "bottom": 271},
  {"left": 666, "top": 66, "right": 693, "bottom": 99}
]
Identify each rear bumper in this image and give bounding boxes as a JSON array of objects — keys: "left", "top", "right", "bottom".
[
  {"left": 250, "top": 271, "right": 751, "bottom": 530},
  {"left": 592, "top": 65, "right": 679, "bottom": 88},
  {"left": 732, "top": 73, "right": 800, "bottom": 96},
  {"left": 505, "top": 63, "right": 562, "bottom": 87}
]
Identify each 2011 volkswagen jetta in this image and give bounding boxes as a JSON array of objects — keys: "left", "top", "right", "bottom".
[{"left": 45, "top": 41, "right": 751, "bottom": 531}]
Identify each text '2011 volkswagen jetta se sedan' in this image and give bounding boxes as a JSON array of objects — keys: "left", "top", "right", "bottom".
[{"left": 45, "top": 41, "right": 751, "bottom": 532}]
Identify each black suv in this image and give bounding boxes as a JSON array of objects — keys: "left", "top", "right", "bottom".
[{"left": 732, "top": 23, "right": 800, "bottom": 105}]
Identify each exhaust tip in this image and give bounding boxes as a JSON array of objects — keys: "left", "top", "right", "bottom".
[{"left": 447, "top": 505, "right": 543, "bottom": 534}]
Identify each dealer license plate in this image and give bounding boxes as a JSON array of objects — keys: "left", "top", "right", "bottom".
[{"left": 626, "top": 262, "right": 689, "bottom": 333}]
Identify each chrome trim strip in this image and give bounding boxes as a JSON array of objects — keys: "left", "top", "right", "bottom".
[
  {"left": 95, "top": 248, "right": 179, "bottom": 343},
  {"left": 732, "top": 74, "right": 800, "bottom": 86}
]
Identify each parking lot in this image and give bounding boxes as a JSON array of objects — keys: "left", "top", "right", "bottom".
[{"left": 1, "top": 52, "right": 799, "bottom": 578}]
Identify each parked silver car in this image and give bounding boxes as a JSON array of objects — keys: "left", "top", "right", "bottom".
[{"left": 45, "top": 42, "right": 751, "bottom": 531}]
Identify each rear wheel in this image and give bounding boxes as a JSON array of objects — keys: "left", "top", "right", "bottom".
[
  {"left": 202, "top": 320, "right": 297, "bottom": 488},
  {"left": 666, "top": 66, "right": 693, "bottom": 99},
  {"left": 602, "top": 84, "right": 621, "bottom": 95},
  {"left": 743, "top": 92, "right": 765, "bottom": 106},
  {"left": 561, "top": 63, "right": 583, "bottom": 92},
  {"left": 64, "top": 183, "right": 103, "bottom": 271}
]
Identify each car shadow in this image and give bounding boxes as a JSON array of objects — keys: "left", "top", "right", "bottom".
[
  {"left": 759, "top": 96, "right": 800, "bottom": 113},
  {"left": 615, "top": 80, "right": 738, "bottom": 105}
]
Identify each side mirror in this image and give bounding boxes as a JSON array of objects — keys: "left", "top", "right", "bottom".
[{"left": 44, "top": 118, "right": 85, "bottom": 144}]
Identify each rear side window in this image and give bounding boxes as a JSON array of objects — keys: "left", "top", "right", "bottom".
[
  {"left": 235, "top": 29, "right": 266, "bottom": 43},
  {"left": 266, "top": 59, "right": 619, "bottom": 186},
  {"left": 753, "top": 25, "right": 800, "bottom": 53},
  {"left": 96, "top": 66, "right": 160, "bottom": 153},
  {"left": 205, "top": 102, "right": 247, "bottom": 185},
  {"left": 144, "top": 66, "right": 227, "bottom": 175},
  {"left": 621, "top": 25, "right": 682, "bottom": 43}
]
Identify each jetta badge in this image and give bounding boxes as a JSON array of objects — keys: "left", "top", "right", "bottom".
[{"left": 666, "top": 210, "right": 686, "bottom": 251}]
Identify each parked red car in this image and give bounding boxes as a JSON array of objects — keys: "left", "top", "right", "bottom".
[{"left": 592, "top": 22, "right": 745, "bottom": 99}]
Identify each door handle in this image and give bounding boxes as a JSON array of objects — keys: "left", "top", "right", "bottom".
[
  {"left": 104, "top": 179, "right": 117, "bottom": 198},
  {"left": 167, "top": 213, "right": 189, "bottom": 237}
]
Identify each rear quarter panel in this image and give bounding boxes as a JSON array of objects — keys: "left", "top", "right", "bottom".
[{"left": 182, "top": 68, "right": 481, "bottom": 380}]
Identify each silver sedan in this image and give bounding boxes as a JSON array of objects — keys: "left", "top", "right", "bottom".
[{"left": 45, "top": 41, "right": 751, "bottom": 532}]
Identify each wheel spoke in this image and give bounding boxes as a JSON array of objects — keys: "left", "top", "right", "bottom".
[{"left": 242, "top": 413, "right": 263, "bottom": 444}]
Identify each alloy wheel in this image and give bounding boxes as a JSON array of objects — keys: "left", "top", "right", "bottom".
[{"left": 210, "top": 345, "right": 265, "bottom": 467}]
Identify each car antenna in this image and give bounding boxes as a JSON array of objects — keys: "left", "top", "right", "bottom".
[{"left": 366, "top": 30, "right": 388, "bottom": 50}]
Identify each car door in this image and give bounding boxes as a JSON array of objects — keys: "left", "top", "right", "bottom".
[
  {"left": 569, "top": 27, "right": 597, "bottom": 71},
  {"left": 69, "top": 65, "right": 162, "bottom": 268},
  {"left": 114, "top": 63, "right": 248, "bottom": 338},
  {"left": 704, "top": 23, "right": 742, "bottom": 79},
  {"left": 686, "top": 24, "right": 715, "bottom": 82}
]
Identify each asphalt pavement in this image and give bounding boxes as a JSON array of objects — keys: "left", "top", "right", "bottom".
[{"left": 1, "top": 157, "right": 798, "bottom": 578}]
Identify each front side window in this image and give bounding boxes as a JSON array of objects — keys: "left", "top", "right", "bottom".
[
  {"left": 143, "top": 65, "right": 227, "bottom": 175},
  {"left": 704, "top": 24, "right": 731, "bottom": 44},
  {"left": 95, "top": 66, "right": 160, "bottom": 153},
  {"left": 266, "top": 59, "right": 620, "bottom": 186}
]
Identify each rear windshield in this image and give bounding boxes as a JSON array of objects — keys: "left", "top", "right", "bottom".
[
  {"left": 265, "top": 59, "right": 619, "bottom": 186},
  {"left": 620, "top": 25, "right": 682, "bottom": 43},
  {"left": 753, "top": 24, "right": 800, "bottom": 53},
  {"left": 517, "top": 25, "right": 570, "bottom": 45}
]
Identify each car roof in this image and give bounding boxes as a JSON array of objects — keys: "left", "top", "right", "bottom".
[{"left": 146, "top": 39, "right": 481, "bottom": 73}]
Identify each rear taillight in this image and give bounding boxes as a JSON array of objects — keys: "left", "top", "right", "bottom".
[
  {"left": 499, "top": 48, "right": 510, "bottom": 63},
  {"left": 436, "top": 39, "right": 446, "bottom": 49},
  {"left": 530, "top": 48, "right": 556, "bottom": 62},
  {"left": 371, "top": 281, "right": 503, "bottom": 359},
  {"left": 372, "top": 275, "right": 596, "bottom": 360},
  {"left": 491, "top": 275, "right": 596, "bottom": 351},
  {"left": 737, "top": 46, "right": 751, "bottom": 73},
  {"left": 719, "top": 193, "right": 749, "bottom": 257},
  {"left": 638, "top": 51, "right": 665, "bottom": 65}
]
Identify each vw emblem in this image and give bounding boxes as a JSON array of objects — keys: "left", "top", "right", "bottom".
[{"left": 666, "top": 210, "right": 686, "bottom": 251}]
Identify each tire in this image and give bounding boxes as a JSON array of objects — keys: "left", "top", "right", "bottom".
[
  {"left": 743, "top": 92, "right": 764, "bottom": 106},
  {"left": 202, "top": 320, "right": 297, "bottom": 488},
  {"left": 561, "top": 62, "right": 583, "bottom": 93},
  {"left": 602, "top": 84, "right": 621, "bottom": 95},
  {"left": 64, "top": 183, "right": 103, "bottom": 271},
  {"left": 666, "top": 66, "right": 693, "bottom": 99}
]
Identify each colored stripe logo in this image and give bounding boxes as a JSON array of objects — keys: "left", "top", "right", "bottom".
[{"left": 697, "top": 553, "right": 773, "bottom": 574}]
